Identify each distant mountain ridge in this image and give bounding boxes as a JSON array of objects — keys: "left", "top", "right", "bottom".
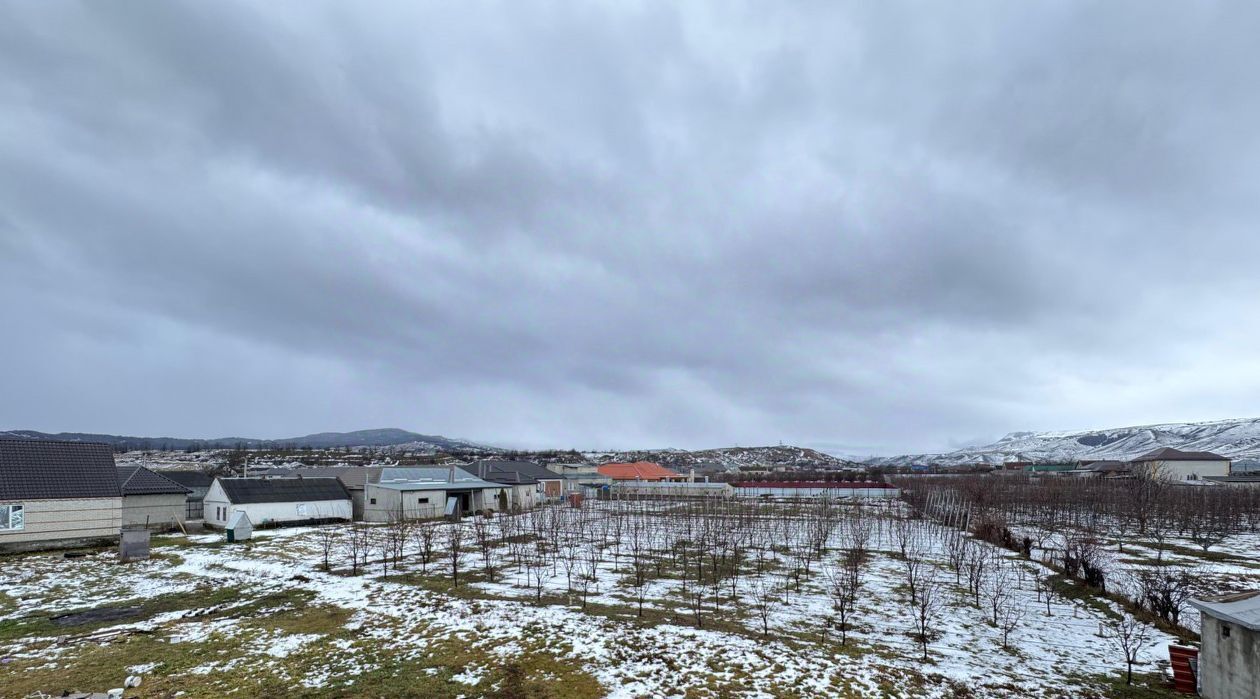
[
  {"left": 866, "top": 417, "right": 1260, "bottom": 468},
  {"left": 0, "top": 428, "right": 491, "bottom": 452}
]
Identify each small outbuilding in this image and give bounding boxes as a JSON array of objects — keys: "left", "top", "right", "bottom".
[
  {"left": 225, "top": 510, "right": 253, "bottom": 543},
  {"left": 204, "top": 477, "right": 352, "bottom": 529},
  {"left": 117, "top": 466, "right": 191, "bottom": 531},
  {"left": 1189, "top": 590, "right": 1260, "bottom": 699}
]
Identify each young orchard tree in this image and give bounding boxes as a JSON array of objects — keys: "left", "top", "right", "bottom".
[
  {"left": 471, "top": 514, "right": 497, "bottom": 581},
  {"left": 749, "top": 574, "right": 776, "bottom": 638},
  {"left": 413, "top": 522, "right": 437, "bottom": 574},
  {"left": 826, "top": 551, "right": 865, "bottom": 645},
  {"left": 314, "top": 525, "right": 341, "bottom": 571},
  {"left": 1107, "top": 614, "right": 1152, "bottom": 685},
  {"left": 445, "top": 523, "right": 466, "bottom": 587},
  {"left": 909, "top": 569, "right": 945, "bottom": 662}
]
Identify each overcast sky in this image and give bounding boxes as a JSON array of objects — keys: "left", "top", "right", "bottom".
[{"left": 2, "top": 2, "right": 1259, "bottom": 456}]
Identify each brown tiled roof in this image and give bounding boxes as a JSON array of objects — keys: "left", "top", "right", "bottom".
[
  {"left": 597, "top": 462, "right": 681, "bottom": 481},
  {"left": 0, "top": 439, "right": 121, "bottom": 500}
]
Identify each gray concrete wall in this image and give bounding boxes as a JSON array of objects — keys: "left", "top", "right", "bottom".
[
  {"left": 0, "top": 497, "right": 122, "bottom": 553},
  {"left": 363, "top": 486, "right": 444, "bottom": 522},
  {"left": 121, "top": 493, "right": 188, "bottom": 530},
  {"left": 1199, "top": 614, "right": 1260, "bottom": 699}
]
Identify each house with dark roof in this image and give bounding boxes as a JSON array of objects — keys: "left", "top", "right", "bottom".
[
  {"left": 117, "top": 466, "right": 191, "bottom": 530},
  {"left": 288, "top": 467, "right": 382, "bottom": 521},
  {"left": 203, "top": 477, "right": 352, "bottom": 529},
  {"left": 0, "top": 439, "right": 123, "bottom": 553},
  {"left": 161, "top": 470, "right": 215, "bottom": 502},
  {"left": 470, "top": 460, "right": 563, "bottom": 509},
  {"left": 1128, "top": 447, "right": 1231, "bottom": 482}
]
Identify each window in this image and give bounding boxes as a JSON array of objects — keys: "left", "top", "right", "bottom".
[
  {"left": 0, "top": 504, "right": 24, "bottom": 531},
  {"left": 370, "top": 498, "right": 377, "bottom": 505},
  {"left": 418, "top": 497, "right": 429, "bottom": 504},
  {"left": 1222, "top": 623, "right": 1231, "bottom": 638},
  {"left": 296, "top": 503, "right": 308, "bottom": 517}
]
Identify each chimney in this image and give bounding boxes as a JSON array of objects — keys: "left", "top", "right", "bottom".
[{"left": 689, "top": 468, "right": 695, "bottom": 483}]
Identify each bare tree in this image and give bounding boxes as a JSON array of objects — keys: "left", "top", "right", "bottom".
[
  {"left": 1107, "top": 614, "right": 1152, "bottom": 685},
  {"left": 314, "top": 526, "right": 341, "bottom": 571},
  {"left": 413, "top": 522, "right": 438, "bottom": 573},
  {"left": 445, "top": 523, "right": 466, "bottom": 586},
  {"left": 826, "top": 550, "right": 864, "bottom": 645},
  {"left": 909, "top": 569, "right": 945, "bottom": 662}
]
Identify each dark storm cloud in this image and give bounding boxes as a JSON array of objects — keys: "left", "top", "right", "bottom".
[{"left": 2, "top": 1, "right": 1259, "bottom": 454}]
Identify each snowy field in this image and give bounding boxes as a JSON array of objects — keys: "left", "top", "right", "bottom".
[{"left": 0, "top": 499, "right": 1230, "bottom": 698}]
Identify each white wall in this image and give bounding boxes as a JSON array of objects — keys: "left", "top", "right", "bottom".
[
  {"left": 203, "top": 481, "right": 351, "bottom": 527},
  {"left": 1137, "top": 459, "right": 1230, "bottom": 481},
  {"left": 0, "top": 497, "right": 122, "bottom": 551}
]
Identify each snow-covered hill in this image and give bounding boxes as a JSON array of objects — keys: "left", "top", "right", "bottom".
[
  {"left": 867, "top": 417, "right": 1260, "bottom": 468},
  {"left": 590, "top": 445, "right": 864, "bottom": 473}
]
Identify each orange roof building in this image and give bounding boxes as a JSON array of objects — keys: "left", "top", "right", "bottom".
[{"left": 596, "top": 461, "right": 682, "bottom": 482}]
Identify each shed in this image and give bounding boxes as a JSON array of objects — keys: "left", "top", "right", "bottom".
[
  {"left": 225, "top": 510, "right": 253, "bottom": 542},
  {"left": 0, "top": 439, "right": 123, "bottom": 553},
  {"left": 117, "top": 466, "right": 190, "bottom": 530},
  {"left": 1189, "top": 590, "right": 1260, "bottom": 699},
  {"left": 471, "top": 460, "right": 564, "bottom": 503},
  {"left": 203, "top": 477, "right": 352, "bottom": 529}
]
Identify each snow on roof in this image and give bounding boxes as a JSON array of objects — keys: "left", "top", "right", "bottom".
[{"left": 1190, "top": 590, "right": 1260, "bottom": 631}]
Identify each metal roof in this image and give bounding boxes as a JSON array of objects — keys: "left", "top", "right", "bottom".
[
  {"left": 370, "top": 478, "right": 503, "bottom": 492},
  {"left": 1131, "top": 447, "right": 1230, "bottom": 462},
  {"left": 215, "top": 477, "right": 350, "bottom": 504},
  {"left": 1190, "top": 591, "right": 1260, "bottom": 631},
  {"left": 288, "top": 467, "right": 382, "bottom": 490},
  {"left": 469, "top": 460, "right": 557, "bottom": 485},
  {"left": 379, "top": 466, "right": 481, "bottom": 484},
  {"left": 117, "top": 466, "right": 192, "bottom": 496},
  {"left": 160, "top": 470, "right": 215, "bottom": 488},
  {"left": 0, "top": 439, "right": 121, "bottom": 500}
]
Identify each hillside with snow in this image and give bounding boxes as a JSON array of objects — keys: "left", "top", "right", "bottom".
[
  {"left": 867, "top": 416, "right": 1260, "bottom": 467},
  {"left": 589, "top": 444, "right": 864, "bottom": 473}
]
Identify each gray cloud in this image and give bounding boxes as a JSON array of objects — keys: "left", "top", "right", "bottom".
[{"left": 2, "top": 1, "right": 1259, "bottom": 454}]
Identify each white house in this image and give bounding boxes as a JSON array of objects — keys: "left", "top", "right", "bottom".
[
  {"left": 1128, "top": 447, "right": 1231, "bottom": 482},
  {"left": 204, "top": 477, "right": 352, "bottom": 529}
]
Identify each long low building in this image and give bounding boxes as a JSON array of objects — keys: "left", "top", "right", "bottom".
[
  {"left": 608, "top": 481, "right": 732, "bottom": 499},
  {"left": 204, "top": 477, "right": 352, "bottom": 529},
  {"left": 730, "top": 481, "right": 900, "bottom": 499},
  {"left": 1, "top": 439, "right": 123, "bottom": 553}
]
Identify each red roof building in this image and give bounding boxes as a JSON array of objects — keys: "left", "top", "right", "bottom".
[{"left": 597, "top": 461, "right": 682, "bottom": 482}]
